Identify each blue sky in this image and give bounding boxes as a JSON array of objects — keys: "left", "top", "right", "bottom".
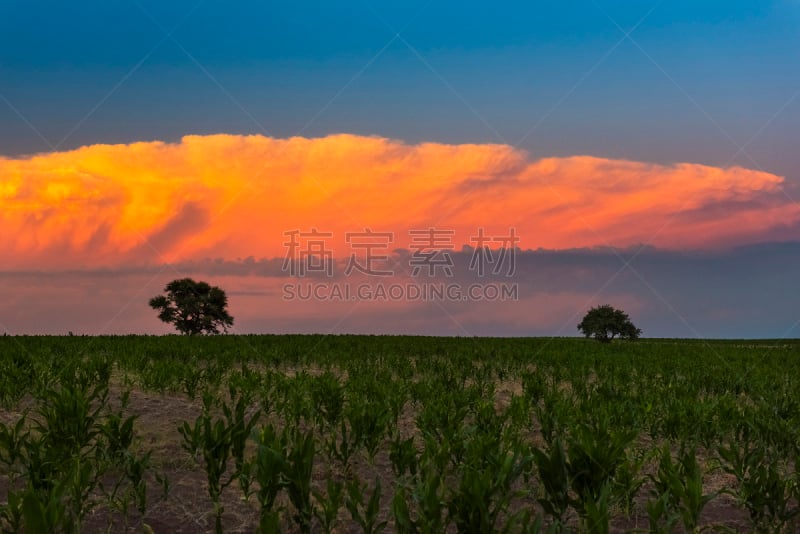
[{"left": 2, "top": 1, "right": 798, "bottom": 174}]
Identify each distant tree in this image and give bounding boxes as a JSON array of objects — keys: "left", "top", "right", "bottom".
[
  {"left": 149, "top": 278, "right": 234, "bottom": 335},
  {"left": 578, "top": 304, "right": 641, "bottom": 343}
]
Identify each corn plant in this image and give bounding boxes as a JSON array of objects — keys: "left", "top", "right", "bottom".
[
  {"left": 446, "top": 434, "right": 531, "bottom": 533},
  {"left": 179, "top": 363, "right": 207, "bottom": 400},
  {"left": 326, "top": 418, "right": 356, "bottom": 472},
  {"left": 391, "top": 462, "right": 448, "bottom": 534},
  {"left": 346, "top": 400, "right": 390, "bottom": 462},
  {"left": 566, "top": 418, "right": 638, "bottom": 518},
  {"left": 392, "top": 485, "right": 417, "bottom": 534},
  {"left": 178, "top": 390, "right": 259, "bottom": 534},
  {"left": 535, "top": 390, "right": 570, "bottom": 447},
  {"left": 229, "top": 363, "right": 265, "bottom": 401},
  {"left": 384, "top": 383, "right": 408, "bottom": 427},
  {"left": 645, "top": 491, "right": 680, "bottom": 533},
  {"left": 276, "top": 373, "right": 314, "bottom": 426},
  {"left": 310, "top": 371, "right": 345, "bottom": 430},
  {"left": 33, "top": 382, "right": 106, "bottom": 466},
  {"left": 27, "top": 383, "right": 108, "bottom": 528},
  {"left": 283, "top": 429, "right": 316, "bottom": 533},
  {"left": 389, "top": 433, "right": 418, "bottom": 478},
  {"left": 224, "top": 386, "right": 260, "bottom": 497},
  {"left": 346, "top": 476, "right": 388, "bottom": 534},
  {"left": 532, "top": 439, "right": 571, "bottom": 529},
  {"left": 416, "top": 389, "right": 471, "bottom": 470},
  {"left": 0, "top": 381, "right": 155, "bottom": 533},
  {"left": 19, "top": 482, "right": 70, "bottom": 534},
  {"left": 717, "top": 437, "right": 798, "bottom": 532},
  {"left": 0, "top": 416, "right": 29, "bottom": 485},
  {"left": 650, "top": 445, "right": 717, "bottom": 532},
  {"left": 612, "top": 448, "right": 647, "bottom": 517},
  {"left": 313, "top": 477, "right": 344, "bottom": 534},
  {"left": 253, "top": 424, "right": 287, "bottom": 533},
  {"left": 581, "top": 482, "right": 612, "bottom": 534}
]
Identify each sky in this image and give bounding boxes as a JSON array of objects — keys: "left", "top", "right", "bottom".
[{"left": 1, "top": 1, "right": 799, "bottom": 338}]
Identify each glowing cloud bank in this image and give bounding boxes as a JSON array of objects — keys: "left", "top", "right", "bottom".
[{"left": 1, "top": 133, "right": 796, "bottom": 269}]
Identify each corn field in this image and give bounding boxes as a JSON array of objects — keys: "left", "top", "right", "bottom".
[{"left": 0, "top": 335, "right": 798, "bottom": 533}]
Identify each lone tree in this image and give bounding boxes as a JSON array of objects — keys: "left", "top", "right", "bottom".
[
  {"left": 149, "top": 278, "right": 234, "bottom": 335},
  {"left": 578, "top": 304, "right": 641, "bottom": 343}
]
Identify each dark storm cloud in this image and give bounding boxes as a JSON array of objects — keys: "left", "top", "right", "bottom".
[{"left": 1, "top": 243, "right": 798, "bottom": 338}]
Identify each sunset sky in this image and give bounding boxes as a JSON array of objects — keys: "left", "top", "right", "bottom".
[{"left": 1, "top": 1, "right": 799, "bottom": 337}]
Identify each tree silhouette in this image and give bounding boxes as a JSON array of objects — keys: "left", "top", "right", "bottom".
[
  {"left": 578, "top": 304, "right": 641, "bottom": 343},
  {"left": 149, "top": 278, "right": 234, "bottom": 335}
]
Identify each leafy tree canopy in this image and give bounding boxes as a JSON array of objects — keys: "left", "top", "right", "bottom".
[
  {"left": 577, "top": 304, "right": 641, "bottom": 343},
  {"left": 149, "top": 278, "right": 234, "bottom": 335}
]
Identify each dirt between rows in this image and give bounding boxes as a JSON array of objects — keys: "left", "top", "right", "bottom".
[{"left": 0, "top": 380, "right": 780, "bottom": 533}]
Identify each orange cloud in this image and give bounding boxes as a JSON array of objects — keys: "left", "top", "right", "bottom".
[{"left": 1, "top": 133, "right": 796, "bottom": 269}]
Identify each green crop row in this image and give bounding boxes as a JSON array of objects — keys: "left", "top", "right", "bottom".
[{"left": 0, "top": 335, "right": 798, "bottom": 532}]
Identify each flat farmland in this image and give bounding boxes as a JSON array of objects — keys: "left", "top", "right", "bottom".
[{"left": 0, "top": 335, "right": 798, "bottom": 533}]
